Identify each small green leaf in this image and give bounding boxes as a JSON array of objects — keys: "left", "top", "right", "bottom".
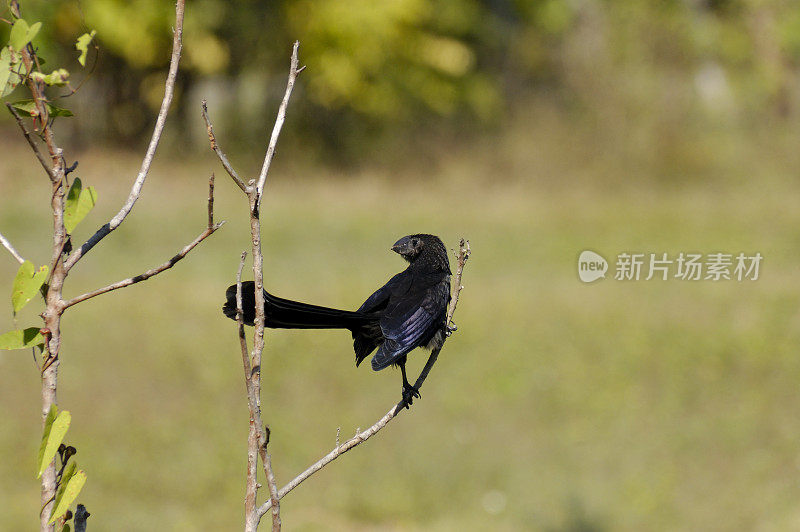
[
  {"left": 64, "top": 178, "right": 97, "bottom": 233},
  {"left": 48, "top": 470, "right": 86, "bottom": 524},
  {"left": 38, "top": 410, "right": 71, "bottom": 478},
  {"left": 75, "top": 30, "right": 96, "bottom": 67},
  {"left": 11, "top": 99, "right": 74, "bottom": 118},
  {"left": 9, "top": 20, "right": 41, "bottom": 51},
  {"left": 11, "top": 260, "right": 48, "bottom": 313},
  {"left": 61, "top": 525, "right": 71, "bottom": 532},
  {"left": 48, "top": 103, "right": 74, "bottom": 117},
  {"left": 10, "top": 98, "right": 36, "bottom": 115},
  {"left": 0, "top": 327, "right": 44, "bottom": 350}
]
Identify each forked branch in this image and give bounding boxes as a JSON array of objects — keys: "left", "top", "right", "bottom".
[
  {"left": 61, "top": 176, "right": 223, "bottom": 309},
  {"left": 207, "top": 41, "right": 305, "bottom": 532}
]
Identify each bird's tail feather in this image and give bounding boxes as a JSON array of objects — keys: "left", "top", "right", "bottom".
[{"left": 223, "top": 281, "right": 374, "bottom": 330}]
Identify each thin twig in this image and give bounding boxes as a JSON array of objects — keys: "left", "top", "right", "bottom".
[
  {"left": 0, "top": 231, "right": 26, "bottom": 264},
  {"left": 5, "top": 103, "right": 56, "bottom": 181},
  {"left": 255, "top": 41, "right": 304, "bottom": 203},
  {"left": 61, "top": 222, "right": 223, "bottom": 309},
  {"left": 235, "top": 253, "right": 260, "bottom": 529},
  {"left": 64, "top": 0, "right": 186, "bottom": 271},
  {"left": 201, "top": 101, "right": 249, "bottom": 193},
  {"left": 256, "top": 239, "right": 471, "bottom": 521},
  {"left": 208, "top": 173, "right": 215, "bottom": 229}
]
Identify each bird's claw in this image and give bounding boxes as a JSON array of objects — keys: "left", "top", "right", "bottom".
[
  {"left": 402, "top": 384, "right": 421, "bottom": 408},
  {"left": 446, "top": 323, "right": 457, "bottom": 336}
]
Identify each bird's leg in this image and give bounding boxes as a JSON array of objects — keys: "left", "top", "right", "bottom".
[{"left": 400, "top": 360, "right": 421, "bottom": 408}]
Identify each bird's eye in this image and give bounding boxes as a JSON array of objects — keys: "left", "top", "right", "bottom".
[{"left": 412, "top": 238, "right": 420, "bottom": 247}]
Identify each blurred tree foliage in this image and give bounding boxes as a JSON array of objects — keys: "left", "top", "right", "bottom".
[{"left": 3, "top": 0, "right": 800, "bottom": 165}]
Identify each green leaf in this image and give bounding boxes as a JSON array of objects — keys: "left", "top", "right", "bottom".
[
  {"left": 75, "top": 31, "right": 96, "bottom": 67},
  {"left": 61, "top": 525, "right": 71, "bottom": 532},
  {"left": 37, "top": 409, "right": 71, "bottom": 478},
  {"left": 48, "top": 470, "right": 86, "bottom": 524},
  {"left": 11, "top": 260, "right": 48, "bottom": 313},
  {"left": 64, "top": 178, "right": 98, "bottom": 233},
  {"left": 11, "top": 99, "right": 74, "bottom": 118},
  {"left": 10, "top": 98, "right": 36, "bottom": 115},
  {"left": 52, "top": 461, "right": 77, "bottom": 517},
  {"left": 0, "top": 327, "right": 44, "bottom": 350},
  {"left": 36, "top": 404, "right": 58, "bottom": 475},
  {"left": 9, "top": 20, "right": 41, "bottom": 51},
  {"left": 0, "top": 48, "right": 12, "bottom": 98},
  {"left": 0, "top": 47, "right": 26, "bottom": 98},
  {"left": 48, "top": 104, "right": 74, "bottom": 117}
]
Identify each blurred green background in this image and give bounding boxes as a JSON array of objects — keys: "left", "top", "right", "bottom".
[{"left": 3, "top": 0, "right": 800, "bottom": 530}]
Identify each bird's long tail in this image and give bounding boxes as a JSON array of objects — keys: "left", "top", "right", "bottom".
[{"left": 223, "top": 281, "right": 374, "bottom": 330}]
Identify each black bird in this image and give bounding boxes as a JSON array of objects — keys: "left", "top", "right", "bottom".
[{"left": 223, "top": 234, "right": 451, "bottom": 406}]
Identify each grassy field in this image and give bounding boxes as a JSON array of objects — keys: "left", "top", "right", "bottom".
[{"left": 1, "top": 132, "right": 800, "bottom": 531}]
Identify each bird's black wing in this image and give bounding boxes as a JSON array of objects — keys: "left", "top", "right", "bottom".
[
  {"left": 352, "top": 271, "right": 411, "bottom": 366},
  {"left": 370, "top": 272, "right": 449, "bottom": 371}
]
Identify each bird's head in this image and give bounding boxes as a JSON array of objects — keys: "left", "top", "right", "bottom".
[{"left": 391, "top": 235, "right": 425, "bottom": 262}]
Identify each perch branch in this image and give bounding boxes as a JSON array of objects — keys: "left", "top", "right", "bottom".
[
  {"left": 0, "top": 231, "right": 26, "bottom": 264},
  {"left": 201, "top": 101, "right": 248, "bottom": 193},
  {"left": 64, "top": 0, "right": 185, "bottom": 271},
  {"left": 5, "top": 103, "right": 56, "bottom": 181},
  {"left": 255, "top": 41, "right": 304, "bottom": 203},
  {"left": 256, "top": 239, "right": 471, "bottom": 521}
]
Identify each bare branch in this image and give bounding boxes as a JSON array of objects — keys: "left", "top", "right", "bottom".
[
  {"left": 5, "top": 103, "right": 56, "bottom": 181},
  {"left": 208, "top": 173, "right": 215, "bottom": 229},
  {"left": 64, "top": 0, "right": 186, "bottom": 271},
  {"left": 235, "top": 253, "right": 251, "bottom": 378},
  {"left": 201, "top": 101, "right": 249, "bottom": 193},
  {"left": 235, "top": 252, "right": 281, "bottom": 532},
  {"left": 255, "top": 41, "right": 303, "bottom": 203},
  {"left": 256, "top": 239, "right": 471, "bottom": 521},
  {"left": 0, "top": 231, "right": 26, "bottom": 264},
  {"left": 61, "top": 222, "right": 224, "bottom": 309},
  {"left": 236, "top": 253, "right": 260, "bottom": 530}
]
